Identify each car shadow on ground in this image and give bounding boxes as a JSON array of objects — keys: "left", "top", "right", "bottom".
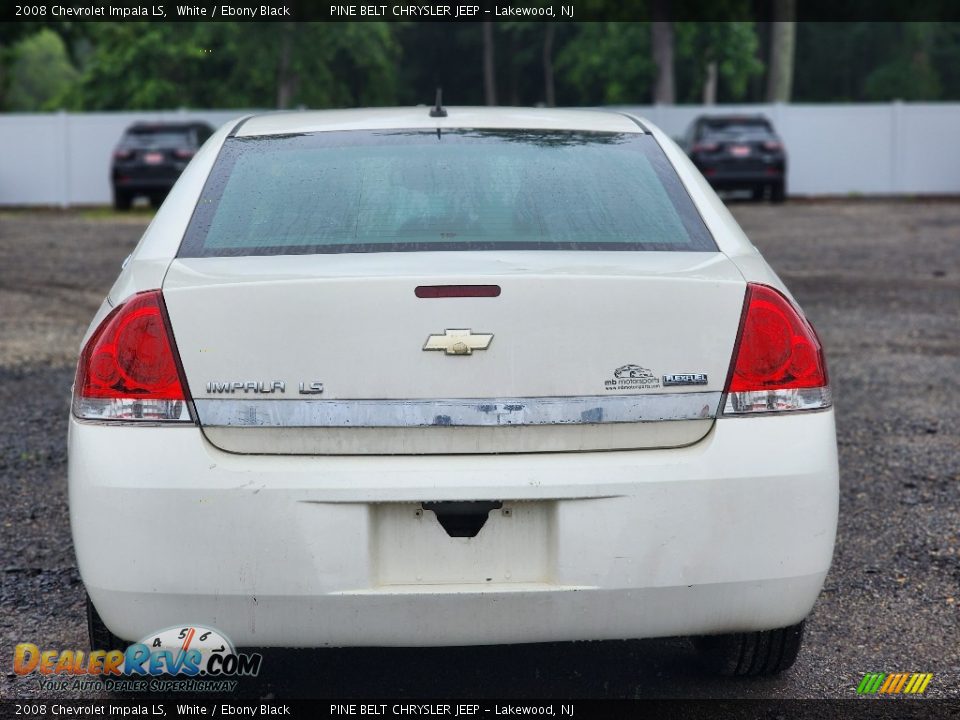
[
  {"left": 241, "top": 639, "right": 685, "bottom": 698},
  {"left": 236, "top": 639, "right": 761, "bottom": 699}
]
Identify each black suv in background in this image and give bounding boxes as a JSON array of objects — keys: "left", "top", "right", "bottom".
[
  {"left": 683, "top": 115, "right": 787, "bottom": 202},
  {"left": 110, "top": 122, "right": 213, "bottom": 210}
]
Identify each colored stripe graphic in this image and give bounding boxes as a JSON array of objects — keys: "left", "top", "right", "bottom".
[
  {"left": 858, "top": 672, "right": 933, "bottom": 695},
  {"left": 857, "top": 673, "right": 884, "bottom": 694},
  {"left": 888, "top": 673, "right": 908, "bottom": 693},
  {"left": 909, "top": 673, "right": 934, "bottom": 694},
  {"left": 879, "top": 674, "right": 899, "bottom": 693}
]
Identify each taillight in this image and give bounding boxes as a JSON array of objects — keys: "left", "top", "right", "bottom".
[
  {"left": 174, "top": 149, "right": 195, "bottom": 159},
  {"left": 763, "top": 141, "right": 782, "bottom": 151},
  {"left": 722, "top": 283, "right": 831, "bottom": 415},
  {"left": 73, "top": 290, "right": 192, "bottom": 422},
  {"left": 113, "top": 149, "right": 133, "bottom": 160},
  {"left": 693, "top": 142, "right": 719, "bottom": 153}
]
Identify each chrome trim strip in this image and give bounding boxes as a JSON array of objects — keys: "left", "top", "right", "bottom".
[{"left": 194, "top": 392, "right": 722, "bottom": 428}]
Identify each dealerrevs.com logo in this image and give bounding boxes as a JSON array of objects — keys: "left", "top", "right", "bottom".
[{"left": 14, "top": 625, "right": 261, "bottom": 693}]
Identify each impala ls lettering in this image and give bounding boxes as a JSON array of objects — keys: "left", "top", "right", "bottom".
[{"left": 203, "top": 381, "right": 324, "bottom": 394}]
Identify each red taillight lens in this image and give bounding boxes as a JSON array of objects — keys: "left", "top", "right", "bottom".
[
  {"left": 693, "top": 142, "right": 719, "bottom": 153},
  {"left": 73, "top": 291, "right": 192, "bottom": 422},
  {"left": 763, "top": 140, "right": 782, "bottom": 151},
  {"left": 174, "top": 149, "right": 195, "bottom": 159},
  {"left": 723, "top": 284, "right": 831, "bottom": 414},
  {"left": 113, "top": 149, "right": 133, "bottom": 160}
]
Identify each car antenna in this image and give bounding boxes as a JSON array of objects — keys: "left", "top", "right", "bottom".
[{"left": 430, "top": 88, "right": 447, "bottom": 118}]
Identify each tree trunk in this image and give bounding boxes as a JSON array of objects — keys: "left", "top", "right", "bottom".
[
  {"left": 276, "top": 23, "right": 298, "bottom": 109},
  {"left": 702, "top": 61, "right": 718, "bottom": 105},
  {"left": 482, "top": 22, "right": 497, "bottom": 106},
  {"left": 650, "top": 2, "right": 675, "bottom": 104},
  {"left": 543, "top": 23, "right": 556, "bottom": 107},
  {"left": 750, "top": 21, "right": 769, "bottom": 102},
  {"left": 766, "top": 0, "right": 796, "bottom": 103}
]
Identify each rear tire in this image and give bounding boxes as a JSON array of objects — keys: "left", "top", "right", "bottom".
[
  {"left": 750, "top": 185, "right": 765, "bottom": 201},
  {"left": 87, "top": 594, "right": 134, "bottom": 696},
  {"left": 86, "top": 593, "right": 127, "bottom": 651},
  {"left": 113, "top": 190, "right": 132, "bottom": 212},
  {"left": 695, "top": 620, "right": 805, "bottom": 676},
  {"left": 770, "top": 180, "right": 786, "bottom": 204}
]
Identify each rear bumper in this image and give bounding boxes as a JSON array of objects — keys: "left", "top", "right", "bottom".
[
  {"left": 69, "top": 411, "right": 838, "bottom": 647},
  {"left": 695, "top": 163, "right": 784, "bottom": 187},
  {"left": 112, "top": 174, "right": 180, "bottom": 191}
]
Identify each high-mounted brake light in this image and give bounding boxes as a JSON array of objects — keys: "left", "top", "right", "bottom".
[
  {"left": 73, "top": 290, "right": 192, "bottom": 422},
  {"left": 415, "top": 285, "right": 501, "bottom": 298},
  {"left": 722, "top": 283, "right": 831, "bottom": 415}
]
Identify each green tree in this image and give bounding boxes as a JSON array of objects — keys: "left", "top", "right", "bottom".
[
  {"left": 929, "top": 23, "right": 960, "bottom": 100},
  {"left": 62, "top": 22, "right": 399, "bottom": 110},
  {"left": 61, "top": 24, "right": 211, "bottom": 109},
  {"left": 792, "top": 22, "right": 960, "bottom": 102},
  {"left": 8, "top": 20, "right": 960, "bottom": 112},
  {"left": 862, "top": 23, "right": 941, "bottom": 101},
  {"left": 674, "top": 22, "right": 762, "bottom": 104},
  {"left": 0, "top": 21, "right": 39, "bottom": 110},
  {"left": 556, "top": 23, "right": 654, "bottom": 104},
  {"left": 496, "top": 22, "right": 561, "bottom": 106},
  {"left": 228, "top": 22, "right": 401, "bottom": 108},
  {"left": 6, "top": 28, "right": 79, "bottom": 111}
]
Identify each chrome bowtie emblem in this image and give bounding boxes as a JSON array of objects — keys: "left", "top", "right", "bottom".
[{"left": 423, "top": 329, "right": 494, "bottom": 356}]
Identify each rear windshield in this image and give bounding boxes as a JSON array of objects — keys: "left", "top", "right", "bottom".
[
  {"left": 178, "top": 129, "right": 715, "bottom": 257},
  {"left": 702, "top": 119, "right": 774, "bottom": 138},
  {"left": 123, "top": 129, "right": 193, "bottom": 148}
]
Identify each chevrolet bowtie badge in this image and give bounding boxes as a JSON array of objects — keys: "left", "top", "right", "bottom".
[{"left": 423, "top": 329, "right": 494, "bottom": 356}]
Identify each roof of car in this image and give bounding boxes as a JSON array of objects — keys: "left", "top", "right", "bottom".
[
  {"left": 235, "top": 107, "right": 648, "bottom": 137},
  {"left": 695, "top": 114, "right": 771, "bottom": 123},
  {"left": 128, "top": 122, "right": 212, "bottom": 131}
]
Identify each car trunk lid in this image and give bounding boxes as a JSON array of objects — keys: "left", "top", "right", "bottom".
[{"left": 162, "top": 251, "right": 746, "bottom": 454}]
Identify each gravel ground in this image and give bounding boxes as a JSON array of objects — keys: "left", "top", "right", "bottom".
[{"left": 1, "top": 202, "right": 958, "bottom": 702}]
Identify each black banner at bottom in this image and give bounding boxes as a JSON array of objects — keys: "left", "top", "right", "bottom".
[{"left": 2, "top": 700, "right": 960, "bottom": 720}]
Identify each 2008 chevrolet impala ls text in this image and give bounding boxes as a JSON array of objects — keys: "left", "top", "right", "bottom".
[{"left": 69, "top": 105, "right": 838, "bottom": 677}]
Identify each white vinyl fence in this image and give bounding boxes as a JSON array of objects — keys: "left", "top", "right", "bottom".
[
  {"left": 621, "top": 102, "right": 960, "bottom": 197},
  {"left": 1, "top": 103, "right": 959, "bottom": 206},
  {"left": 0, "top": 110, "right": 248, "bottom": 207}
]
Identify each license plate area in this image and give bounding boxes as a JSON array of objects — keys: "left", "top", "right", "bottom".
[{"left": 373, "top": 501, "right": 553, "bottom": 586}]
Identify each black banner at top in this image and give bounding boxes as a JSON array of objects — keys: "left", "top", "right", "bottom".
[{"left": 6, "top": 0, "right": 960, "bottom": 23}]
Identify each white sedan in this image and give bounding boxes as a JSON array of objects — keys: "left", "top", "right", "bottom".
[{"left": 70, "top": 106, "right": 837, "bottom": 676}]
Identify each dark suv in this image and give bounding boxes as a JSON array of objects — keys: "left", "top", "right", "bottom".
[
  {"left": 110, "top": 122, "right": 214, "bottom": 210},
  {"left": 683, "top": 115, "right": 786, "bottom": 202}
]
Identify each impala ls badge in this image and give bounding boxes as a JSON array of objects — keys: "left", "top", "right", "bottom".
[{"left": 423, "top": 329, "right": 494, "bottom": 356}]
